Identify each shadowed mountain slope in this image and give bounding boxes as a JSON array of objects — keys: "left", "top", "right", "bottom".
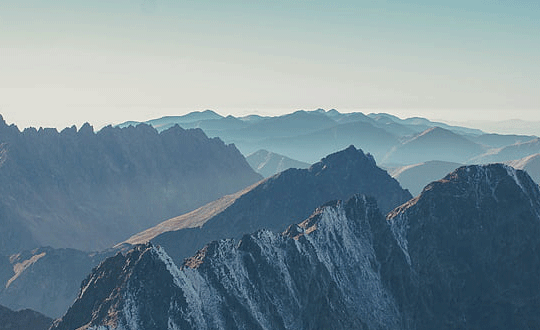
[
  {"left": 472, "top": 137, "right": 540, "bottom": 164},
  {"left": 382, "top": 127, "right": 486, "bottom": 165},
  {"left": 0, "top": 247, "right": 116, "bottom": 318},
  {"left": 0, "top": 304, "right": 52, "bottom": 330},
  {"left": 123, "top": 145, "right": 412, "bottom": 263}
]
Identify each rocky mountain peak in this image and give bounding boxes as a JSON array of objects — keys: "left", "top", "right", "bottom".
[{"left": 311, "top": 145, "right": 376, "bottom": 172}]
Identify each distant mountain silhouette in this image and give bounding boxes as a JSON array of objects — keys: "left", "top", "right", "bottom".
[
  {"left": 506, "top": 153, "right": 540, "bottom": 184},
  {"left": 389, "top": 160, "right": 463, "bottom": 196},
  {"left": 382, "top": 127, "right": 486, "bottom": 164},
  {"left": 469, "top": 133, "right": 537, "bottom": 148},
  {"left": 0, "top": 115, "right": 261, "bottom": 254},
  {"left": 472, "top": 137, "right": 540, "bottom": 163},
  {"left": 117, "top": 109, "right": 486, "bottom": 164},
  {"left": 246, "top": 149, "right": 310, "bottom": 177}
]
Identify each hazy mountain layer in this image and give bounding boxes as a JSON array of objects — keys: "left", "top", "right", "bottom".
[
  {"left": 246, "top": 149, "right": 310, "bottom": 178},
  {"left": 52, "top": 164, "right": 540, "bottom": 330},
  {"left": 117, "top": 109, "right": 486, "bottom": 164},
  {"left": 389, "top": 160, "right": 463, "bottom": 196},
  {"left": 506, "top": 153, "right": 540, "bottom": 183},
  {"left": 0, "top": 116, "right": 261, "bottom": 253},
  {"left": 0, "top": 247, "right": 116, "bottom": 318},
  {"left": 471, "top": 137, "right": 540, "bottom": 163},
  {"left": 382, "top": 127, "right": 486, "bottom": 165}
]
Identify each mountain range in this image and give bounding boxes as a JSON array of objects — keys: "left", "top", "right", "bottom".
[
  {"left": 122, "top": 145, "right": 412, "bottom": 264},
  {"left": 0, "top": 116, "right": 261, "bottom": 254},
  {"left": 0, "top": 145, "right": 410, "bottom": 319},
  {"left": 52, "top": 163, "right": 540, "bottom": 329}
]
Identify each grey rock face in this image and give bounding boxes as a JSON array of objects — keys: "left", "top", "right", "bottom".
[
  {"left": 52, "top": 163, "right": 540, "bottom": 330},
  {"left": 51, "top": 195, "right": 408, "bottom": 330},
  {"left": 388, "top": 164, "right": 540, "bottom": 329},
  {"left": 0, "top": 116, "right": 261, "bottom": 253}
]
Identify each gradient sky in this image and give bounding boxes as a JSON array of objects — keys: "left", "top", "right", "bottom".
[{"left": 1, "top": 0, "right": 539, "bottom": 129}]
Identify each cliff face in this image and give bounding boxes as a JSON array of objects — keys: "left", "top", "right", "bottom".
[
  {"left": 387, "top": 164, "right": 540, "bottom": 329},
  {"left": 52, "top": 195, "right": 409, "bottom": 330},
  {"left": 0, "top": 116, "right": 261, "bottom": 253},
  {"left": 52, "top": 164, "right": 540, "bottom": 330}
]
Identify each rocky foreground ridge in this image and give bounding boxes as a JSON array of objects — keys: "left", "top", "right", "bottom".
[{"left": 52, "top": 164, "right": 540, "bottom": 329}]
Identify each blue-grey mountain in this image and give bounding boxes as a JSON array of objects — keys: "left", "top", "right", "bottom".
[
  {"left": 52, "top": 164, "right": 540, "bottom": 329},
  {"left": 122, "top": 145, "right": 412, "bottom": 264},
  {"left": 389, "top": 160, "right": 463, "bottom": 196},
  {"left": 117, "top": 109, "right": 487, "bottom": 164},
  {"left": 0, "top": 115, "right": 261, "bottom": 254},
  {"left": 246, "top": 150, "right": 310, "bottom": 178},
  {"left": 0, "top": 247, "right": 116, "bottom": 318},
  {"left": 0, "top": 304, "right": 52, "bottom": 330}
]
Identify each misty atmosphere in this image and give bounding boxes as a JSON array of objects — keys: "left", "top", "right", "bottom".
[{"left": 1, "top": 0, "right": 539, "bottom": 329}]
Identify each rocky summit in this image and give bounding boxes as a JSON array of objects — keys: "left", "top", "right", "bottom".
[{"left": 52, "top": 163, "right": 540, "bottom": 329}]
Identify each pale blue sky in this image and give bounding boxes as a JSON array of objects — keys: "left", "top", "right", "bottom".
[{"left": 1, "top": 0, "right": 538, "bottom": 129}]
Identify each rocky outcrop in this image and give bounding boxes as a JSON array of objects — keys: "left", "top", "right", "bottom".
[
  {"left": 51, "top": 195, "right": 409, "bottom": 330},
  {"left": 52, "top": 164, "right": 540, "bottom": 329},
  {"left": 0, "top": 115, "right": 261, "bottom": 254}
]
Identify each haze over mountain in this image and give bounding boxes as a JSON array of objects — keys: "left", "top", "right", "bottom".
[
  {"left": 506, "top": 153, "right": 540, "bottom": 184},
  {"left": 0, "top": 247, "right": 116, "bottom": 318},
  {"left": 471, "top": 137, "right": 540, "bottom": 164},
  {"left": 388, "top": 160, "right": 463, "bottom": 196},
  {"left": 52, "top": 164, "right": 540, "bottom": 330},
  {"left": 0, "top": 115, "right": 261, "bottom": 254},
  {"left": 122, "top": 145, "right": 412, "bottom": 264},
  {"left": 246, "top": 150, "right": 310, "bottom": 178},
  {"left": 117, "top": 109, "right": 486, "bottom": 164},
  {"left": 382, "top": 127, "right": 486, "bottom": 165}
]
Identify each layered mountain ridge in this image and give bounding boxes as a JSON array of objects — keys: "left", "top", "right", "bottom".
[
  {"left": 123, "top": 145, "right": 412, "bottom": 263},
  {"left": 52, "top": 195, "right": 408, "bottom": 330},
  {"left": 53, "top": 163, "right": 540, "bottom": 329},
  {"left": 0, "top": 116, "right": 261, "bottom": 253}
]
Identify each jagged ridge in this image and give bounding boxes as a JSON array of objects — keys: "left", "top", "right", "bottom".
[
  {"left": 0, "top": 117, "right": 261, "bottom": 253},
  {"left": 52, "top": 163, "right": 540, "bottom": 330}
]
